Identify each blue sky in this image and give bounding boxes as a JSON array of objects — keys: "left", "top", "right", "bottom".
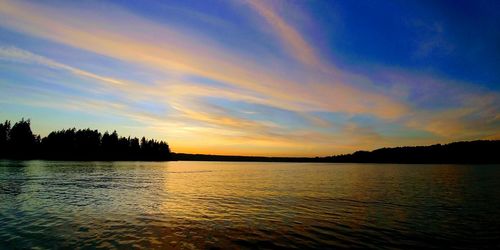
[{"left": 0, "top": 0, "right": 498, "bottom": 156}]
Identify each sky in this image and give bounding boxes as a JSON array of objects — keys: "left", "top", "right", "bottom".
[{"left": 0, "top": 0, "right": 499, "bottom": 156}]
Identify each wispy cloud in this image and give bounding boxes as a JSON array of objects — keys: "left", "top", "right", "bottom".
[
  {"left": 0, "top": 46, "right": 124, "bottom": 86},
  {"left": 246, "top": 0, "right": 322, "bottom": 69}
]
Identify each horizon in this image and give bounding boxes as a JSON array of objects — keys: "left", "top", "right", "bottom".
[
  {"left": 1, "top": 0, "right": 499, "bottom": 157},
  {"left": 2, "top": 117, "right": 498, "bottom": 159}
]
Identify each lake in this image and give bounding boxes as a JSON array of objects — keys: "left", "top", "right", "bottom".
[{"left": 1, "top": 161, "right": 499, "bottom": 249}]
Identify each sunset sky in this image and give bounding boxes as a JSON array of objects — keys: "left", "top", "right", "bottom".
[{"left": 0, "top": 0, "right": 499, "bottom": 156}]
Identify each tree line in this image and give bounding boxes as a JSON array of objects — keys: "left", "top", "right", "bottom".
[
  {"left": 1, "top": 118, "right": 498, "bottom": 163},
  {"left": 0, "top": 119, "right": 170, "bottom": 161},
  {"left": 171, "top": 140, "right": 499, "bottom": 163},
  {"left": 324, "top": 140, "right": 500, "bottom": 164}
]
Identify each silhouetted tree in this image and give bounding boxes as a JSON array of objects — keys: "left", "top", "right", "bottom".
[
  {"left": 0, "top": 120, "right": 11, "bottom": 158},
  {"left": 8, "top": 119, "right": 37, "bottom": 159},
  {"left": 75, "top": 129, "right": 101, "bottom": 160},
  {"left": 102, "top": 131, "right": 118, "bottom": 159},
  {"left": 130, "top": 137, "right": 141, "bottom": 159}
]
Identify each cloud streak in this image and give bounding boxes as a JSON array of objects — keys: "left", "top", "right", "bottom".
[
  {"left": 0, "top": 46, "right": 125, "bottom": 86},
  {"left": 246, "top": 0, "right": 322, "bottom": 69}
]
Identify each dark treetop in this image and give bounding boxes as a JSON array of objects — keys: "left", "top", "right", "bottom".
[{"left": 0, "top": 119, "right": 170, "bottom": 161}]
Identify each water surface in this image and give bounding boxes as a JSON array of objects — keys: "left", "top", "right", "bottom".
[{"left": 1, "top": 161, "right": 499, "bottom": 249}]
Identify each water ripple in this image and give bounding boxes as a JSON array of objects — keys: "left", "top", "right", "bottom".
[{"left": 1, "top": 161, "right": 500, "bottom": 249}]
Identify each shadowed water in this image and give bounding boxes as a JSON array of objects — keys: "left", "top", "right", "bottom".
[{"left": 1, "top": 160, "right": 499, "bottom": 249}]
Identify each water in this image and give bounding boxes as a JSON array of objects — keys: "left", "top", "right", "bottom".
[{"left": 1, "top": 161, "right": 499, "bottom": 249}]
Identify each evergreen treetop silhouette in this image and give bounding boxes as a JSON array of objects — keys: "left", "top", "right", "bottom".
[{"left": 0, "top": 119, "right": 170, "bottom": 161}]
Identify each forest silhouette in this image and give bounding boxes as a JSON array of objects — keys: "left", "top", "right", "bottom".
[
  {"left": 0, "top": 119, "right": 499, "bottom": 163},
  {"left": 172, "top": 139, "right": 499, "bottom": 164},
  {"left": 0, "top": 119, "right": 170, "bottom": 161}
]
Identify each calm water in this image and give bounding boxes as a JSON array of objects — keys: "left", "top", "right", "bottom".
[{"left": 1, "top": 161, "right": 499, "bottom": 249}]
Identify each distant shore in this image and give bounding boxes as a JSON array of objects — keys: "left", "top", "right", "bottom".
[{"left": 172, "top": 139, "right": 499, "bottom": 164}]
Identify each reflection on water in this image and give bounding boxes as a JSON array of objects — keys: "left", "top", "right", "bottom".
[{"left": 1, "top": 160, "right": 499, "bottom": 249}]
